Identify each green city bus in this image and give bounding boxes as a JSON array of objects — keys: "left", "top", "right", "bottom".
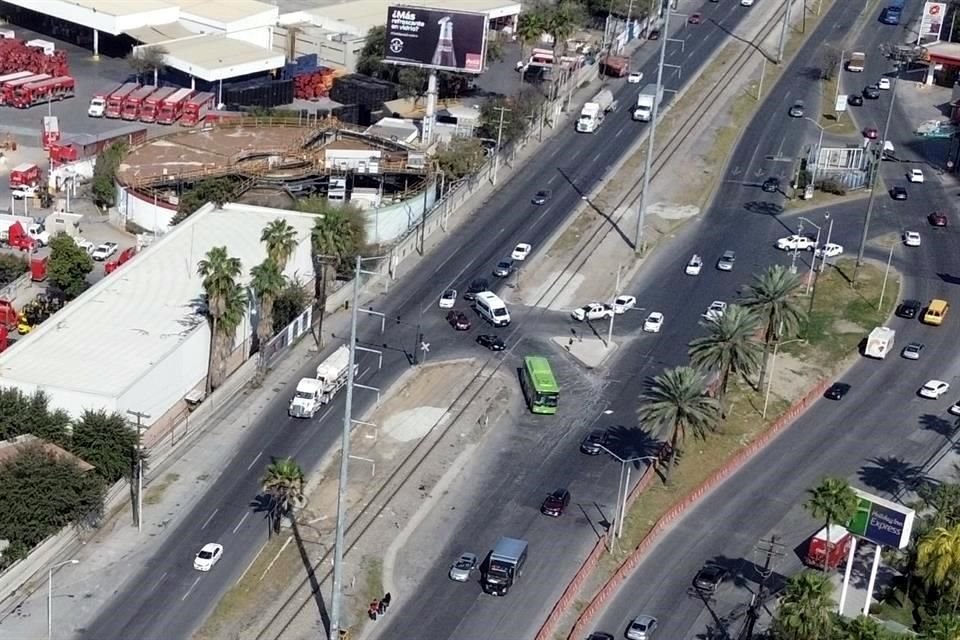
[{"left": 521, "top": 356, "right": 560, "bottom": 414}]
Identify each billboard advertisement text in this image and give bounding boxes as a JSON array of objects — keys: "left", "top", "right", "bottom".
[{"left": 385, "top": 6, "right": 488, "bottom": 74}]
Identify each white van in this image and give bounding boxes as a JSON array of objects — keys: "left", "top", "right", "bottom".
[{"left": 475, "top": 291, "right": 511, "bottom": 327}]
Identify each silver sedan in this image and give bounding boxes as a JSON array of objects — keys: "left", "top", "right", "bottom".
[{"left": 448, "top": 552, "right": 477, "bottom": 582}]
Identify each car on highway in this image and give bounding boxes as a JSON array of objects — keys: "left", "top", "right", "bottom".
[
  {"left": 613, "top": 295, "right": 636, "bottom": 314},
  {"left": 439, "top": 289, "right": 457, "bottom": 309},
  {"left": 716, "top": 250, "right": 736, "bottom": 271},
  {"left": 626, "top": 615, "right": 658, "bottom": 640},
  {"left": 587, "top": 634, "right": 614, "bottom": 640},
  {"left": 815, "top": 243, "right": 844, "bottom": 259},
  {"left": 776, "top": 235, "right": 815, "bottom": 251},
  {"left": 693, "top": 563, "right": 728, "bottom": 594},
  {"left": 863, "top": 85, "right": 880, "bottom": 99},
  {"left": 643, "top": 311, "right": 664, "bottom": 333},
  {"left": 464, "top": 278, "right": 488, "bottom": 301},
  {"left": 193, "top": 542, "right": 223, "bottom": 571},
  {"left": 91, "top": 241, "right": 119, "bottom": 261},
  {"left": 825, "top": 382, "right": 851, "bottom": 400},
  {"left": 688, "top": 12, "right": 702, "bottom": 24},
  {"left": 628, "top": 71, "right": 643, "bottom": 84},
  {"left": 448, "top": 552, "right": 477, "bottom": 582},
  {"left": 476, "top": 334, "right": 505, "bottom": 351},
  {"left": 896, "top": 299, "right": 922, "bottom": 319},
  {"left": 928, "top": 211, "right": 948, "bottom": 227},
  {"left": 908, "top": 168, "right": 925, "bottom": 183},
  {"left": 740, "top": 0, "right": 754, "bottom": 5},
  {"left": 863, "top": 127, "right": 878, "bottom": 139},
  {"left": 902, "top": 342, "right": 924, "bottom": 360},
  {"left": 919, "top": 380, "right": 950, "bottom": 399},
  {"left": 848, "top": 94, "right": 864, "bottom": 106},
  {"left": 572, "top": 302, "right": 614, "bottom": 321},
  {"left": 685, "top": 254, "right": 703, "bottom": 275},
  {"left": 704, "top": 300, "right": 727, "bottom": 321},
  {"left": 903, "top": 231, "right": 921, "bottom": 247},
  {"left": 891, "top": 186, "right": 908, "bottom": 200},
  {"left": 878, "top": 77, "right": 891, "bottom": 89},
  {"left": 493, "top": 258, "right": 513, "bottom": 277},
  {"left": 950, "top": 399, "right": 960, "bottom": 416},
  {"left": 446, "top": 310, "right": 471, "bottom": 331},
  {"left": 762, "top": 177, "right": 780, "bottom": 193},
  {"left": 532, "top": 189, "right": 552, "bottom": 205},
  {"left": 511, "top": 243, "right": 532, "bottom": 261},
  {"left": 648, "top": 29, "right": 660, "bottom": 39},
  {"left": 540, "top": 488, "right": 571, "bottom": 517},
  {"left": 580, "top": 429, "right": 609, "bottom": 455},
  {"left": 788, "top": 100, "right": 804, "bottom": 117}
]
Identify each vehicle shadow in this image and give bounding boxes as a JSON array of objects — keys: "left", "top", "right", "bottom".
[{"left": 742, "top": 200, "right": 786, "bottom": 220}]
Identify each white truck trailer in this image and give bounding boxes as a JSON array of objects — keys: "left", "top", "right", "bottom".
[
  {"left": 288, "top": 345, "right": 355, "bottom": 418},
  {"left": 633, "top": 83, "right": 664, "bottom": 122},
  {"left": 864, "top": 326, "right": 895, "bottom": 359},
  {"left": 576, "top": 89, "right": 616, "bottom": 133}
]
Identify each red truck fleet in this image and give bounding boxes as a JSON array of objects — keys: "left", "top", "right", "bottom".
[
  {"left": 105, "top": 82, "right": 138, "bottom": 118},
  {"left": 179, "top": 91, "right": 215, "bottom": 126},
  {"left": 121, "top": 85, "right": 156, "bottom": 121},
  {"left": 12, "top": 75, "right": 74, "bottom": 108},
  {"left": 0, "top": 71, "right": 35, "bottom": 88},
  {"left": 1, "top": 73, "right": 49, "bottom": 105},
  {"left": 88, "top": 82, "right": 121, "bottom": 117},
  {"left": 138, "top": 86, "right": 177, "bottom": 123},
  {"left": 157, "top": 87, "right": 193, "bottom": 124}
]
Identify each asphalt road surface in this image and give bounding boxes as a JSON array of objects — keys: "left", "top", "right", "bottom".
[
  {"left": 81, "top": 0, "right": 770, "bottom": 638},
  {"left": 591, "top": 3, "right": 960, "bottom": 639}
]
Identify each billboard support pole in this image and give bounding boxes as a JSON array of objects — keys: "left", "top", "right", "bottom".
[
  {"left": 837, "top": 535, "right": 858, "bottom": 614},
  {"left": 862, "top": 543, "right": 882, "bottom": 616},
  {"left": 491, "top": 106, "right": 510, "bottom": 185},
  {"left": 423, "top": 71, "right": 438, "bottom": 145}
]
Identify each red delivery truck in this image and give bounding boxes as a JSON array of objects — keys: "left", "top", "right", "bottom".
[
  {"left": 0, "top": 71, "right": 36, "bottom": 88},
  {"left": 41, "top": 116, "right": 59, "bottom": 149},
  {"left": 157, "top": 87, "right": 193, "bottom": 124},
  {"left": 88, "top": 82, "right": 121, "bottom": 117},
  {"left": 9, "top": 163, "right": 40, "bottom": 187},
  {"left": 804, "top": 526, "right": 853, "bottom": 570},
  {"left": 105, "top": 82, "right": 139, "bottom": 118},
  {"left": 139, "top": 86, "right": 177, "bottom": 123},
  {"left": 12, "top": 75, "right": 74, "bottom": 108},
  {"left": 1, "top": 73, "right": 50, "bottom": 105},
  {"left": 179, "top": 91, "right": 215, "bottom": 126},
  {"left": 121, "top": 85, "right": 156, "bottom": 121}
]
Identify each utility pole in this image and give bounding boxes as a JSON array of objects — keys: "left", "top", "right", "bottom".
[
  {"left": 127, "top": 410, "right": 150, "bottom": 532},
  {"left": 777, "top": 0, "right": 795, "bottom": 63},
  {"left": 491, "top": 106, "right": 511, "bottom": 186},
  {"left": 738, "top": 536, "right": 785, "bottom": 640},
  {"left": 635, "top": 0, "right": 674, "bottom": 254}
]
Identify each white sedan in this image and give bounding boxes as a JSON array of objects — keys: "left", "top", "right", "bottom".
[
  {"left": 776, "top": 235, "right": 816, "bottom": 251},
  {"left": 919, "top": 380, "right": 950, "bottom": 399},
  {"left": 613, "top": 295, "right": 636, "bottom": 314},
  {"left": 572, "top": 302, "right": 614, "bottom": 322},
  {"left": 643, "top": 312, "right": 664, "bottom": 333},
  {"left": 704, "top": 300, "right": 727, "bottom": 321},
  {"left": 627, "top": 71, "right": 643, "bottom": 84},
  {"left": 685, "top": 254, "right": 703, "bottom": 276},
  {"left": 878, "top": 77, "right": 891, "bottom": 90},
  {"left": 740, "top": 0, "right": 754, "bottom": 5},
  {"left": 511, "top": 243, "right": 532, "bottom": 261},
  {"left": 193, "top": 542, "right": 223, "bottom": 571},
  {"left": 908, "top": 169, "right": 925, "bottom": 183},
  {"left": 815, "top": 243, "right": 844, "bottom": 258},
  {"left": 439, "top": 289, "right": 457, "bottom": 309},
  {"left": 903, "top": 231, "right": 921, "bottom": 247}
]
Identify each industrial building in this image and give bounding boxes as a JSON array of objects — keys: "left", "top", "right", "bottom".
[{"left": 0, "top": 202, "right": 317, "bottom": 428}]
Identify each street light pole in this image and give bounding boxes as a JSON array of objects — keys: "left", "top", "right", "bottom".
[
  {"left": 607, "top": 264, "right": 622, "bottom": 348},
  {"left": 48, "top": 559, "right": 79, "bottom": 640},
  {"left": 790, "top": 221, "right": 804, "bottom": 274},
  {"left": 878, "top": 239, "right": 896, "bottom": 312},
  {"left": 762, "top": 336, "right": 807, "bottom": 418},
  {"left": 491, "top": 106, "right": 511, "bottom": 186},
  {"left": 596, "top": 444, "right": 658, "bottom": 542},
  {"left": 799, "top": 216, "right": 821, "bottom": 295},
  {"left": 777, "top": 0, "right": 795, "bottom": 63}
]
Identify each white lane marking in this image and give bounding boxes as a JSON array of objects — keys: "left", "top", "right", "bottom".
[
  {"left": 237, "top": 543, "right": 267, "bottom": 586},
  {"left": 182, "top": 576, "right": 201, "bottom": 600},
  {"left": 358, "top": 367, "right": 370, "bottom": 380},
  {"left": 547, "top": 174, "right": 559, "bottom": 185},
  {"left": 246, "top": 451, "right": 263, "bottom": 471},
  {"left": 201, "top": 508, "right": 218, "bottom": 530},
  {"left": 319, "top": 407, "right": 334, "bottom": 422},
  {"left": 150, "top": 572, "right": 168, "bottom": 594},
  {"left": 233, "top": 511, "right": 250, "bottom": 534},
  {"left": 535, "top": 205, "right": 553, "bottom": 223}
]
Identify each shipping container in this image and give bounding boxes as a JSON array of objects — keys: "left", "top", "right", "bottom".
[
  {"left": 157, "top": 87, "right": 193, "bottom": 124},
  {"left": 12, "top": 75, "right": 74, "bottom": 108},
  {"left": 105, "top": 82, "right": 139, "bottom": 118},
  {"left": 180, "top": 91, "right": 215, "bottom": 126},
  {"left": 139, "top": 86, "right": 178, "bottom": 123},
  {"left": 121, "top": 85, "right": 157, "bottom": 120},
  {"left": 1, "top": 73, "right": 50, "bottom": 105}
]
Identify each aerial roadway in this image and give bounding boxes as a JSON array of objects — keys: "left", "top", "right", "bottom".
[{"left": 82, "top": 0, "right": 778, "bottom": 638}]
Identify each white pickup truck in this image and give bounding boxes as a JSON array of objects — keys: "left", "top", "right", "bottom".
[{"left": 571, "top": 302, "right": 614, "bottom": 322}]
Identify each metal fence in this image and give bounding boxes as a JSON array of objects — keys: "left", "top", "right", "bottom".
[{"left": 263, "top": 305, "right": 315, "bottom": 368}]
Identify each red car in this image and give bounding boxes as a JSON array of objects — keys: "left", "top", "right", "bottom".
[
  {"left": 863, "top": 127, "right": 878, "bottom": 139},
  {"left": 688, "top": 12, "right": 703, "bottom": 23},
  {"left": 446, "top": 309, "right": 471, "bottom": 330},
  {"left": 928, "top": 211, "right": 949, "bottom": 227}
]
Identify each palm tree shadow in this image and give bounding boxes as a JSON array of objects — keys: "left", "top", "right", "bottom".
[
  {"left": 292, "top": 519, "right": 331, "bottom": 635},
  {"left": 919, "top": 412, "right": 958, "bottom": 439},
  {"left": 857, "top": 455, "right": 932, "bottom": 497},
  {"left": 556, "top": 167, "right": 635, "bottom": 249}
]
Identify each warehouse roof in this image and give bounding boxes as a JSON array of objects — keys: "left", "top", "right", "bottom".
[
  {"left": 166, "top": 0, "right": 278, "bottom": 24},
  {"left": 125, "top": 21, "right": 196, "bottom": 45},
  {"left": 0, "top": 204, "right": 317, "bottom": 401},
  {"left": 156, "top": 34, "right": 285, "bottom": 81},
  {"left": 53, "top": 0, "right": 173, "bottom": 17},
  {"left": 305, "top": 0, "right": 521, "bottom": 34}
]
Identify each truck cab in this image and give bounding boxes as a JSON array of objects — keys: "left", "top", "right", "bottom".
[{"left": 289, "top": 378, "right": 324, "bottom": 418}]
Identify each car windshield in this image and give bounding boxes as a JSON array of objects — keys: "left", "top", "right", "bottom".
[
  {"left": 294, "top": 390, "right": 314, "bottom": 400},
  {"left": 199, "top": 550, "right": 213, "bottom": 559},
  {"left": 455, "top": 558, "right": 472, "bottom": 569}
]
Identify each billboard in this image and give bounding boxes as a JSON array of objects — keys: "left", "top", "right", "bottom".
[
  {"left": 384, "top": 6, "right": 488, "bottom": 74},
  {"left": 919, "top": 2, "right": 946, "bottom": 42},
  {"left": 847, "top": 489, "right": 915, "bottom": 549}
]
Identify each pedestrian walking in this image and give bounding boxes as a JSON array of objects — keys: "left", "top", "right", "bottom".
[
  {"left": 368, "top": 600, "right": 379, "bottom": 621},
  {"left": 382, "top": 592, "right": 392, "bottom": 609}
]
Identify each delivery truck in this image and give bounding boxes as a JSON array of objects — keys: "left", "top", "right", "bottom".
[
  {"left": 482, "top": 537, "right": 528, "bottom": 596},
  {"left": 1, "top": 73, "right": 50, "bottom": 105},
  {"left": 633, "top": 83, "right": 664, "bottom": 122},
  {"left": 804, "top": 525, "right": 852, "bottom": 570},
  {"left": 105, "top": 82, "right": 139, "bottom": 119},
  {"left": 576, "top": 89, "right": 616, "bottom": 133},
  {"left": 88, "top": 82, "right": 121, "bottom": 117},
  {"left": 121, "top": 85, "right": 156, "bottom": 121},
  {"left": 288, "top": 345, "right": 356, "bottom": 418},
  {"left": 139, "top": 86, "right": 178, "bottom": 123},
  {"left": 157, "top": 87, "right": 194, "bottom": 124},
  {"left": 180, "top": 91, "right": 216, "bottom": 126},
  {"left": 864, "top": 326, "right": 895, "bottom": 359}
]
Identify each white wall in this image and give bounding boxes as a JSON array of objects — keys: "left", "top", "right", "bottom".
[
  {"left": 117, "top": 324, "right": 209, "bottom": 425},
  {"left": 0, "top": 0, "right": 179, "bottom": 34},
  {"left": 225, "top": 26, "right": 273, "bottom": 50},
  {"left": 364, "top": 184, "right": 437, "bottom": 244},
  {"left": 117, "top": 185, "right": 178, "bottom": 233},
  {"left": 325, "top": 148, "right": 381, "bottom": 173},
  {"left": 0, "top": 377, "right": 117, "bottom": 419}
]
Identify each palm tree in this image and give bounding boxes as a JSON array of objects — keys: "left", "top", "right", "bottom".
[
  {"left": 922, "top": 613, "right": 960, "bottom": 640},
  {"left": 773, "top": 570, "right": 836, "bottom": 640},
  {"left": 636, "top": 366, "right": 721, "bottom": 483},
  {"left": 741, "top": 264, "right": 806, "bottom": 390},
  {"left": 261, "top": 457, "right": 305, "bottom": 534},
  {"left": 917, "top": 525, "right": 960, "bottom": 612},
  {"left": 842, "top": 614, "right": 889, "bottom": 640},
  {"left": 309, "top": 204, "right": 365, "bottom": 345},
  {"left": 542, "top": 1, "right": 580, "bottom": 101},
  {"left": 260, "top": 219, "right": 298, "bottom": 269},
  {"left": 515, "top": 11, "right": 546, "bottom": 87},
  {"left": 197, "top": 247, "right": 243, "bottom": 393},
  {"left": 250, "top": 259, "right": 286, "bottom": 369},
  {"left": 805, "top": 477, "right": 859, "bottom": 571},
  {"left": 688, "top": 304, "right": 763, "bottom": 416}
]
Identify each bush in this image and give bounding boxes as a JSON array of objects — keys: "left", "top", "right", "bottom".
[
  {"left": 0, "top": 254, "right": 28, "bottom": 288},
  {"left": 91, "top": 142, "right": 127, "bottom": 209},
  {"left": 817, "top": 177, "right": 847, "bottom": 195}
]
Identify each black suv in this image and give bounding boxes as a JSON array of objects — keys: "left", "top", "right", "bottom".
[
  {"left": 897, "top": 299, "right": 922, "bottom": 319},
  {"left": 580, "top": 429, "right": 609, "bottom": 455},
  {"left": 762, "top": 177, "right": 780, "bottom": 193},
  {"left": 890, "top": 186, "right": 908, "bottom": 200},
  {"left": 464, "top": 278, "right": 489, "bottom": 301},
  {"left": 848, "top": 94, "right": 864, "bottom": 106},
  {"left": 863, "top": 85, "right": 881, "bottom": 99},
  {"left": 825, "top": 382, "right": 851, "bottom": 401},
  {"left": 693, "top": 563, "right": 728, "bottom": 594},
  {"left": 476, "top": 334, "right": 505, "bottom": 351}
]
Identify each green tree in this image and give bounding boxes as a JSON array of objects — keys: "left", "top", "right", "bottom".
[
  {"left": 357, "top": 25, "right": 392, "bottom": 79},
  {"left": 172, "top": 176, "right": 236, "bottom": 225},
  {"left": 197, "top": 247, "right": 245, "bottom": 392},
  {"left": 47, "top": 233, "right": 94, "bottom": 299},
  {"left": 250, "top": 259, "right": 286, "bottom": 369},
  {"left": 260, "top": 218, "right": 299, "bottom": 269},
  {"left": 262, "top": 457, "right": 305, "bottom": 533},
  {"left": 636, "top": 366, "right": 721, "bottom": 483},
  {"left": 91, "top": 142, "right": 127, "bottom": 209},
  {"left": 272, "top": 279, "right": 309, "bottom": 333},
  {"left": 741, "top": 264, "right": 806, "bottom": 390},
  {"left": 687, "top": 304, "right": 762, "bottom": 415},
  {"left": 841, "top": 614, "right": 892, "bottom": 640},
  {"left": 922, "top": 613, "right": 960, "bottom": 640},
  {"left": 0, "top": 254, "right": 28, "bottom": 287},
  {"left": 70, "top": 410, "right": 138, "bottom": 484},
  {"left": 0, "top": 388, "right": 71, "bottom": 445},
  {"left": 127, "top": 46, "right": 167, "bottom": 85},
  {"left": 397, "top": 67, "right": 428, "bottom": 106},
  {"left": 434, "top": 137, "right": 486, "bottom": 180},
  {"left": 0, "top": 442, "right": 105, "bottom": 567},
  {"left": 772, "top": 570, "right": 836, "bottom": 640},
  {"left": 917, "top": 525, "right": 960, "bottom": 612},
  {"left": 541, "top": 1, "right": 581, "bottom": 98},
  {"left": 805, "top": 477, "right": 859, "bottom": 571},
  {"left": 516, "top": 11, "right": 547, "bottom": 87}
]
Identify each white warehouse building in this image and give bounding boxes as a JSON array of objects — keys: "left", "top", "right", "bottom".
[{"left": 0, "top": 203, "right": 317, "bottom": 428}]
